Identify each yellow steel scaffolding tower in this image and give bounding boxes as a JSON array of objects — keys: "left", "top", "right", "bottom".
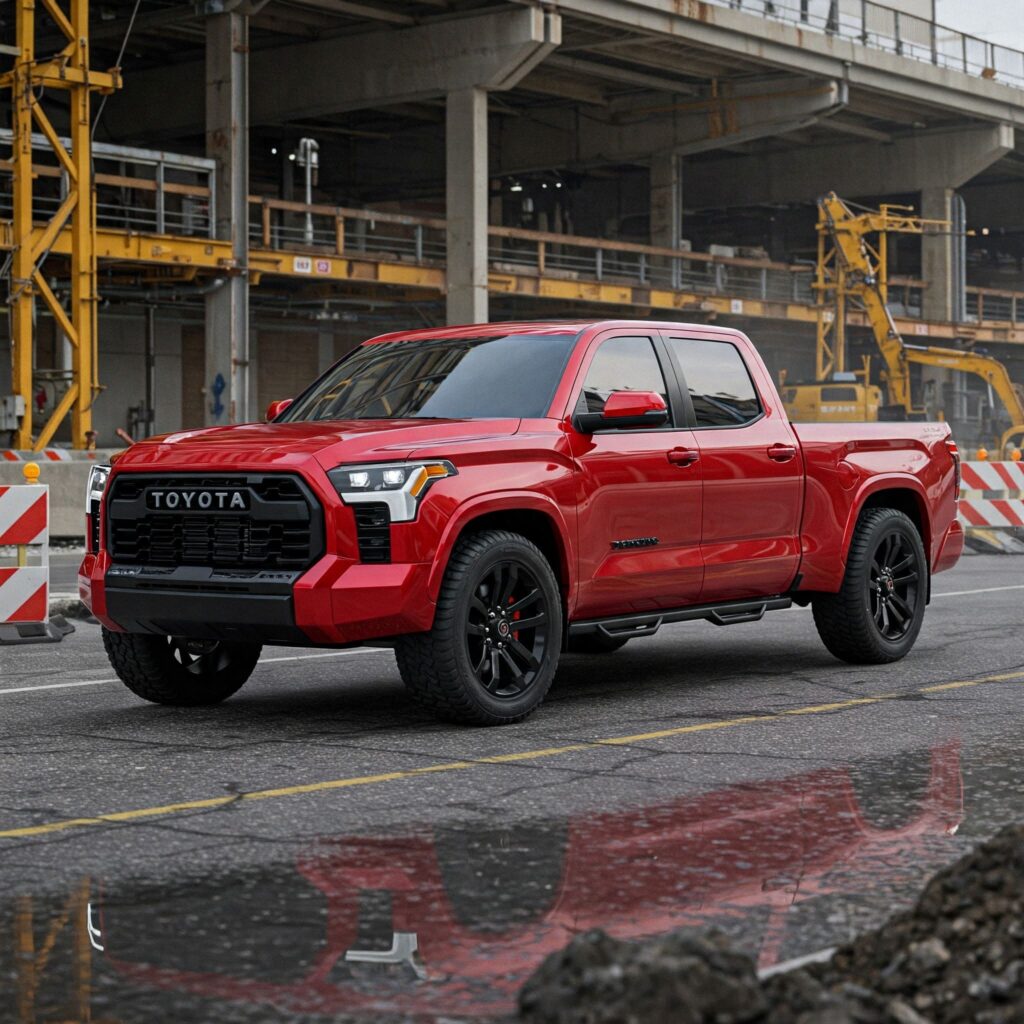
[{"left": 3, "top": 0, "right": 120, "bottom": 450}]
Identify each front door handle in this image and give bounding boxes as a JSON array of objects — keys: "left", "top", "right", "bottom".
[
  {"left": 767, "top": 443, "right": 798, "bottom": 462},
  {"left": 667, "top": 447, "right": 699, "bottom": 467}
]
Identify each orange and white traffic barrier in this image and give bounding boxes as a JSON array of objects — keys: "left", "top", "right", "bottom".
[
  {"left": 958, "top": 460, "right": 1024, "bottom": 533},
  {"left": 0, "top": 463, "right": 73, "bottom": 644}
]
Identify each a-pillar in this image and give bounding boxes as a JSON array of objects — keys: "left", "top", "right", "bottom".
[
  {"left": 920, "top": 186, "right": 956, "bottom": 323},
  {"left": 446, "top": 87, "right": 489, "bottom": 326},
  {"left": 650, "top": 150, "right": 683, "bottom": 250},
  {"left": 205, "top": 10, "right": 250, "bottom": 424}
]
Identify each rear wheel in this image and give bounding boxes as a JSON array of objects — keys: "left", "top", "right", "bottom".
[
  {"left": 812, "top": 507, "right": 927, "bottom": 664},
  {"left": 103, "top": 630, "right": 261, "bottom": 706},
  {"left": 396, "top": 530, "right": 562, "bottom": 725}
]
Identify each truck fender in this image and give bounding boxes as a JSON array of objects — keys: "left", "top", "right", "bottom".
[
  {"left": 842, "top": 473, "right": 931, "bottom": 559},
  {"left": 427, "top": 492, "right": 575, "bottom": 606}
]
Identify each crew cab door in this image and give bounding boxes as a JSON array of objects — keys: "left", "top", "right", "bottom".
[
  {"left": 662, "top": 333, "right": 803, "bottom": 603},
  {"left": 568, "top": 332, "right": 703, "bottom": 619}
]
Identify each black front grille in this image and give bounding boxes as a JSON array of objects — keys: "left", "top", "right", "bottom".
[
  {"left": 353, "top": 502, "right": 391, "bottom": 563},
  {"left": 107, "top": 474, "right": 323, "bottom": 572}
]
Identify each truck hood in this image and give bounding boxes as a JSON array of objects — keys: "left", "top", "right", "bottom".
[{"left": 114, "top": 418, "right": 522, "bottom": 472}]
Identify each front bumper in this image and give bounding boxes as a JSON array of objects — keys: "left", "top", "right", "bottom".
[{"left": 80, "top": 552, "right": 436, "bottom": 646}]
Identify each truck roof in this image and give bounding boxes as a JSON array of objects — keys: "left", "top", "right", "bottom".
[{"left": 364, "top": 320, "right": 745, "bottom": 344}]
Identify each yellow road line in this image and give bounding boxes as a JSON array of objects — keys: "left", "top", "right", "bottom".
[{"left": 3, "top": 670, "right": 1023, "bottom": 841}]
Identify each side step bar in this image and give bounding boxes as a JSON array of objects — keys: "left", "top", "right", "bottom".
[{"left": 568, "top": 596, "right": 792, "bottom": 642}]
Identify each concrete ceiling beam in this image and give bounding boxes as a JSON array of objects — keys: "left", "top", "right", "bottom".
[
  {"left": 525, "top": 0, "right": 1024, "bottom": 126},
  {"left": 684, "top": 123, "right": 1016, "bottom": 209},
  {"left": 496, "top": 76, "right": 847, "bottom": 173},
  {"left": 101, "top": 8, "right": 561, "bottom": 139}
]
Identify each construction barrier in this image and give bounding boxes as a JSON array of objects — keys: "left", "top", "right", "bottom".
[
  {"left": 0, "top": 463, "right": 74, "bottom": 644},
  {"left": 0, "top": 450, "right": 119, "bottom": 537},
  {"left": 958, "top": 460, "right": 1024, "bottom": 553}
]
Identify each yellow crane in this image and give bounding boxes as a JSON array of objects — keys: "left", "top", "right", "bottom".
[
  {"left": 783, "top": 192, "right": 1024, "bottom": 456},
  {"left": 2, "top": 0, "right": 120, "bottom": 451}
]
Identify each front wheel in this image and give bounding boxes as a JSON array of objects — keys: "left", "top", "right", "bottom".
[
  {"left": 396, "top": 530, "right": 562, "bottom": 725},
  {"left": 103, "top": 630, "right": 261, "bottom": 706},
  {"left": 812, "top": 507, "right": 927, "bottom": 664}
]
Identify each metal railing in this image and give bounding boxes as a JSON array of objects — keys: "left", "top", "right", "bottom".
[
  {"left": 245, "top": 197, "right": 1022, "bottom": 327},
  {"left": 0, "top": 130, "right": 215, "bottom": 239},
  {"left": 709, "top": 0, "right": 1024, "bottom": 89},
  {"left": 1, "top": 145, "right": 1021, "bottom": 329}
]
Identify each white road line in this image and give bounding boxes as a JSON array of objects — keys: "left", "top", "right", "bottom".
[
  {"left": 1, "top": 679, "right": 116, "bottom": 696},
  {"left": 5, "top": 583, "right": 1022, "bottom": 699},
  {"left": 0, "top": 648, "right": 385, "bottom": 697},
  {"left": 932, "top": 584, "right": 1024, "bottom": 598}
]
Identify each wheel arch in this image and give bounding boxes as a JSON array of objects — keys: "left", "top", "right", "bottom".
[
  {"left": 428, "top": 494, "right": 573, "bottom": 606},
  {"left": 846, "top": 477, "right": 931, "bottom": 563}
]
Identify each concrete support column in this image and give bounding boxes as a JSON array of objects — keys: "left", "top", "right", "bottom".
[
  {"left": 205, "top": 11, "right": 250, "bottom": 424},
  {"left": 650, "top": 150, "right": 682, "bottom": 250},
  {"left": 446, "top": 87, "right": 489, "bottom": 326},
  {"left": 921, "top": 186, "right": 954, "bottom": 323},
  {"left": 317, "top": 330, "right": 335, "bottom": 375}
]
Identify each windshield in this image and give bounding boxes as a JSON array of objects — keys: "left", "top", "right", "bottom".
[{"left": 281, "top": 332, "right": 578, "bottom": 421}]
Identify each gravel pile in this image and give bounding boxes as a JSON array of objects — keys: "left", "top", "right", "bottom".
[{"left": 519, "top": 825, "right": 1024, "bottom": 1024}]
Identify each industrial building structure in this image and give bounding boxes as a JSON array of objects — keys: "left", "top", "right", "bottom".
[{"left": 3, "top": 0, "right": 1024, "bottom": 453}]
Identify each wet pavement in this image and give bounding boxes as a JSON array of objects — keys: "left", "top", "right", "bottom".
[{"left": 1, "top": 554, "right": 1023, "bottom": 1022}]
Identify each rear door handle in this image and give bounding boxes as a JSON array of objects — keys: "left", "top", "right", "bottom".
[
  {"left": 767, "top": 443, "right": 798, "bottom": 462},
  {"left": 667, "top": 447, "right": 699, "bottom": 467}
]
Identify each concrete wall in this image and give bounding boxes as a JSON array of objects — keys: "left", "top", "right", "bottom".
[{"left": 0, "top": 455, "right": 119, "bottom": 538}]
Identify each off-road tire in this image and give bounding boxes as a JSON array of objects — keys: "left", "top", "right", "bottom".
[
  {"left": 395, "top": 529, "right": 562, "bottom": 725},
  {"left": 812, "top": 507, "right": 927, "bottom": 665},
  {"left": 102, "top": 629, "right": 261, "bottom": 706},
  {"left": 567, "top": 632, "right": 629, "bottom": 654}
]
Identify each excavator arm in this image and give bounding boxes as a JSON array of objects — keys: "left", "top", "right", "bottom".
[
  {"left": 904, "top": 345, "right": 1024, "bottom": 452},
  {"left": 817, "top": 193, "right": 1024, "bottom": 453},
  {"left": 817, "top": 193, "right": 914, "bottom": 411}
]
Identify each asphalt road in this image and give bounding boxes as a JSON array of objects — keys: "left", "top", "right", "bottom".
[{"left": 2, "top": 554, "right": 1024, "bottom": 1022}]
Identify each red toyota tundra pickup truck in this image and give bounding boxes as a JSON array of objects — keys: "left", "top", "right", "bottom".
[{"left": 80, "top": 320, "right": 963, "bottom": 725}]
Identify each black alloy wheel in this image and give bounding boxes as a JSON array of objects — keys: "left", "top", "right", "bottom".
[
  {"left": 168, "top": 637, "right": 237, "bottom": 675},
  {"left": 868, "top": 530, "right": 921, "bottom": 641},
  {"left": 395, "top": 529, "right": 563, "bottom": 725},
  {"left": 466, "top": 560, "right": 551, "bottom": 699},
  {"left": 812, "top": 507, "right": 928, "bottom": 665}
]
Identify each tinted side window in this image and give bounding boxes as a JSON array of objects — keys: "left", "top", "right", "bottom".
[
  {"left": 577, "top": 336, "right": 668, "bottom": 416},
  {"left": 669, "top": 338, "right": 761, "bottom": 428}
]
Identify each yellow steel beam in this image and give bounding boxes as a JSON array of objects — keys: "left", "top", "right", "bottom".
[
  {"left": 10, "top": 0, "right": 36, "bottom": 451},
  {"left": 4, "top": 220, "right": 1024, "bottom": 348},
  {"left": 6, "top": 0, "right": 119, "bottom": 450}
]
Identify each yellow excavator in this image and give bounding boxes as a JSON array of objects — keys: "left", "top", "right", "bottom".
[{"left": 782, "top": 192, "right": 1024, "bottom": 456}]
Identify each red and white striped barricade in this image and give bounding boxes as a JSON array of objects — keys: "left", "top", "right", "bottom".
[
  {"left": 958, "top": 460, "right": 1024, "bottom": 532},
  {"left": 0, "top": 467, "right": 74, "bottom": 644}
]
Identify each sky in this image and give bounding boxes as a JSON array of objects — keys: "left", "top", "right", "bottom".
[{"left": 935, "top": 0, "right": 1024, "bottom": 50}]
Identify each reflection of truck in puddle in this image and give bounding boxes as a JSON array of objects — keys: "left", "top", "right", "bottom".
[{"left": 89, "top": 745, "right": 961, "bottom": 1020}]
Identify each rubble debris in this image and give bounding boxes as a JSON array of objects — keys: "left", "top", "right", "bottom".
[{"left": 519, "top": 826, "right": 1024, "bottom": 1024}]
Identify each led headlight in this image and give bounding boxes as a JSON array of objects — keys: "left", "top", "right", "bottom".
[
  {"left": 328, "top": 461, "right": 456, "bottom": 522},
  {"left": 86, "top": 464, "right": 111, "bottom": 515}
]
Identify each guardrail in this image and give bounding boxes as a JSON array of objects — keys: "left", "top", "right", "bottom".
[
  {"left": 0, "top": 129, "right": 215, "bottom": 239},
  {"left": 708, "top": 0, "right": 1024, "bottom": 90}
]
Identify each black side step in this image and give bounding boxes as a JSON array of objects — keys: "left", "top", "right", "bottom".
[{"left": 569, "top": 596, "right": 792, "bottom": 642}]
